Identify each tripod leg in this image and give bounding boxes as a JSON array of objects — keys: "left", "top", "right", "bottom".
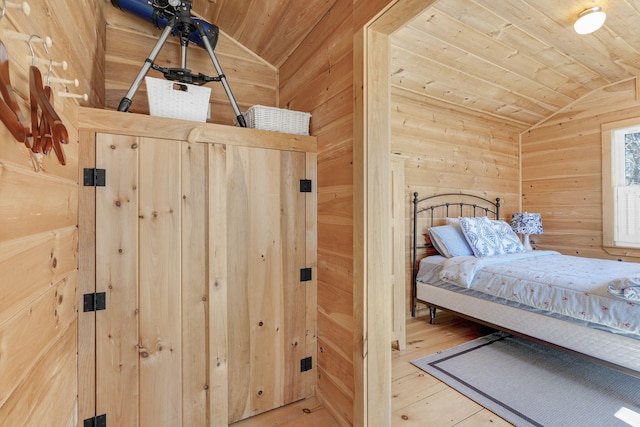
[
  {"left": 117, "top": 18, "right": 176, "bottom": 112},
  {"left": 195, "top": 21, "right": 246, "bottom": 127}
]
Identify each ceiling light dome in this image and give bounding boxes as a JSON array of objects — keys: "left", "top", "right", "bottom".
[{"left": 574, "top": 6, "right": 606, "bottom": 35}]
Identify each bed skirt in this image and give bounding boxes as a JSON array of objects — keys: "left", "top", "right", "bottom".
[{"left": 417, "top": 282, "right": 640, "bottom": 376}]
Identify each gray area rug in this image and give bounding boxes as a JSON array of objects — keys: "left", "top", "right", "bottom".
[{"left": 412, "top": 332, "right": 640, "bottom": 427}]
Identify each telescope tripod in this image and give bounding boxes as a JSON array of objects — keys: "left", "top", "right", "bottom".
[{"left": 117, "top": 2, "right": 246, "bottom": 127}]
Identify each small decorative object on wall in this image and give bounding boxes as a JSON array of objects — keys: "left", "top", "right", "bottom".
[{"left": 510, "top": 212, "right": 543, "bottom": 251}]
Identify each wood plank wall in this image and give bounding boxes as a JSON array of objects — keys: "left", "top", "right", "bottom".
[
  {"left": 389, "top": 87, "right": 522, "bottom": 317},
  {"left": 279, "top": 2, "right": 355, "bottom": 424},
  {"left": 104, "top": 6, "right": 278, "bottom": 125},
  {"left": 0, "top": 0, "right": 105, "bottom": 425},
  {"left": 279, "top": 0, "right": 402, "bottom": 425},
  {"left": 522, "top": 78, "right": 640, "bottom": 263}
]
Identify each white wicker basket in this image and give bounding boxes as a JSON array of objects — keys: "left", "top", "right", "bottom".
[
  {"left": 243, "top": 105, "right": 311, "bottom": 135},
  {"left": 145, "top": 77, "right": 211, "bottom": 123}
]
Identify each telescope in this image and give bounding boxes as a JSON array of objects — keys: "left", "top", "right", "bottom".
[
  {"left": 111, "top": 0, "right": 218, "bottom": 51},
  {"left": 111, "top": 0, "right": 247, "bottom": 127}
]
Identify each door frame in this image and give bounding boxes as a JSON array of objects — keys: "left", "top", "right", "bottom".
[{"left": 353, "top": 1, "right": 438, "bottom": 424}]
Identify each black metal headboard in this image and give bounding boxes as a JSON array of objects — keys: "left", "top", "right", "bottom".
[{"left": 411, "top": 192, "right": 500, "bottom": 317}]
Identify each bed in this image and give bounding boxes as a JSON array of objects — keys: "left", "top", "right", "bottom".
[{"left": 411, "top": 192, "right": 640, "bottom": 377}]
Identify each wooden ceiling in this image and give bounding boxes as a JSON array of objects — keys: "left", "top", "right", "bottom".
[
  {"left": 192, "top": 0, "right": 640, "bottom": 131},
  {"left": 192, "top": 0, "right": 338, "bottom": 68},
  {"left": 390, "top": 0, "right": 640, "bottom": 131}
]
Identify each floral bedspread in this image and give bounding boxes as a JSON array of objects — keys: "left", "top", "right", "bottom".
[{"left": 438, "top": 251, "right": 640, "bottom": 335}]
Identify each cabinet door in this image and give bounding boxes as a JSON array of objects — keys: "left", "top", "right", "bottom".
[
  {"left": 226, "top": 145, "right": 310, "bottom": 422},
  {"left": 94, "top": 134, "right": 312, "bottom": 426},
  {"left": 95, "top": 134, "right": 193, "bottom": 426}
]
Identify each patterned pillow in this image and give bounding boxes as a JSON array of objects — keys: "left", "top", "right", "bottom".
[
  {"left": 428, "top": 224, "right": 474, "bottom": 258},
  {"left": 459, "top": 216, "right": 504, "bottom": 257},
  {"left": 491, "top": 220, "right": 525, "bottom": 254}
]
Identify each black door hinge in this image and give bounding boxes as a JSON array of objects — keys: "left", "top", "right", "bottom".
[
  {"left": 300, "top": 179, "right": 312, "bottom": 193},
  {"left": 83, "top": 168, "right": 106, "bottom": 187},
  {"left": 84, "top": 414, "right": 106, "bottom": 427},
  {"left": 300, "top": 268, "right": 312, "bottom": 282},
  {"left": 83, "top": 292, "right": 107, "bottom": 312},
  {"left": 300, "top": 356, "right": 313, "bottom": 372}
]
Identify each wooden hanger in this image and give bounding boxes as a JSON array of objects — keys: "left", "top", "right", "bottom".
[
  {"left": 0, "top": 41, "right": 29, "bottom": 144},
  {"left": 29, "top": 65, "right": 67, "bottom": 164},
  {"left": 37, "top": 85, "right": 53, "bottom": 155}
]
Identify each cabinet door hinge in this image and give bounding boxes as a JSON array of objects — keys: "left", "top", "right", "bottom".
[
  {"left": 83, "top": 414, "right": 106, "bottom": 427},
  {"left": 300, "top": 268, "right": 312, "bottom": 282},
  {"left": 299, "top": 179, "right": 312, "bottom": 193},
  {"left": 300, "top": 356, "right": 313, "bottom": 372},
  {"left": 83, "top": 168, "right": 106, "bottom": 187},
  {"left": 83, "top": 292, "right": 107, "bottom": 312}
]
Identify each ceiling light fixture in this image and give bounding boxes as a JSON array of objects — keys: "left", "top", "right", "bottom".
[{"left": 574, "top": 6, "right": 606, "bottom": 35}]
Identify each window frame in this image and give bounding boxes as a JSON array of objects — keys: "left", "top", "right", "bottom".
[{"left": 601, "top": 118, "right": 640, "bottom": 253}]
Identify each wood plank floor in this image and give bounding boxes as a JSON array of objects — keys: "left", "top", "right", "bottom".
[
  {"left": 229, "top": 396, "right": 338, "bottom": 427},
  {"left": 231, "top": 310, "right": 513, "bottom": 426},
  {"left": 391, "top": 310, "right": 512, "bottom": 426}
]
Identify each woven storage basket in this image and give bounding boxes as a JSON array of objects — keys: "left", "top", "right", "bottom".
[
  {"left": 243, "top": 105, "right": 311, "bottom": 135},
  {"left": 145, "top": 77, "right": 211, "bottom": 123}
]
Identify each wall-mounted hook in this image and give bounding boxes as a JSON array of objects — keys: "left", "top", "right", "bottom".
[
  {"left": 0, "top": 1, "right": 30, "bottom": 21},
  {"left": 27, "top": 56, "right": 68, "bottom": 70},
  {"left": 3, "top": 30, "right": 52, "bottom": 49},
  {"left": 49, "top": 76, "right": 79, "bottom": 87},
  {"left": 57, "top": 91, "right": 88, "bottom": 101},
  {"left": 7, "top": 1, "right": 30, "bottom": 15}
]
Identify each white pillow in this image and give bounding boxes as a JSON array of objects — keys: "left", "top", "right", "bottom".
[
  {"left": 491, "top": 220, "right": 525, "bottom": 254},
  {"left": 428, "top": 225, "right": 474, "bottom": 258},
  {"left": 459, "top": 216, "right": 503, "bottom": 257}
]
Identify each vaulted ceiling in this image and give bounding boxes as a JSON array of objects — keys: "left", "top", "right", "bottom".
[
  {"left": 390, "top": 0, "right": 640, "bottom": 131},
  {"left": 192, "top": 0, "right": 338, "bottom": 68},
  {"left": 193, "top": 0, "right": 640, "bottom": 130}
]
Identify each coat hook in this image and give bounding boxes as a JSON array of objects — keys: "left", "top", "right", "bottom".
[
  {"left": 0, "top": 1, "right": 30, "bottom": 20},
  {"left": 49, "top": 76, "right": 79, "bottom": 87},
  {"left": 27, "top": 56, "right": 68, "bottom": 70},
  {"left": 3, "top": 30, "right": 52, "bottom": 49},
  {"left": 7, "top": 1, "right": 30, "bottom": 15},
  {"left": 57, "top": 91, "right": 88, "bottom": 101}
]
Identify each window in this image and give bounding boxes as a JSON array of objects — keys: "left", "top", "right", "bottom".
[
  {"left": 624, "top": 131, "right": 640, "bottom": 186},
  {"left": 602, "top": 119, "right": 640, "bottom": 249}
]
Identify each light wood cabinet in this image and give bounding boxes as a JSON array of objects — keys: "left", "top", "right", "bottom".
[{"left": 78, "top": 108, "right": 317, "bottom": 426}]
